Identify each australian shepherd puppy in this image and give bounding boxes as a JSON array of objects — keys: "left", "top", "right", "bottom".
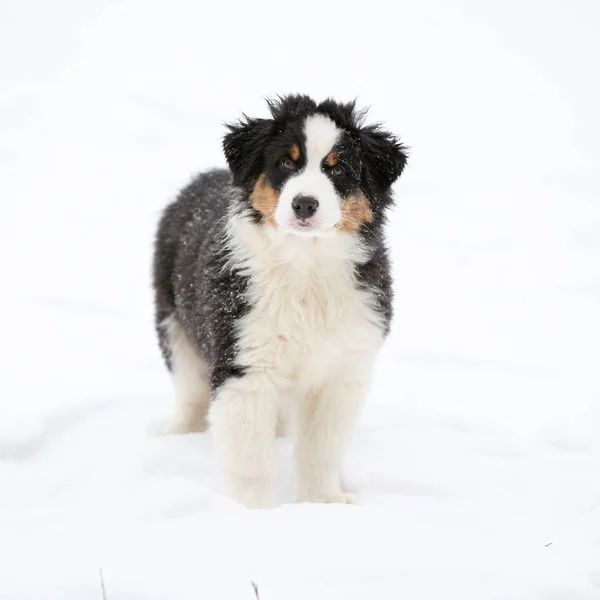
[{"left": 153, "top": 94, "right": 407, "bottom": 508}]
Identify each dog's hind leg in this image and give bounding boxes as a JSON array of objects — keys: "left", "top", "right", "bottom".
[{"left": 152, "top": 314, "right": 210, "bottom": 435}]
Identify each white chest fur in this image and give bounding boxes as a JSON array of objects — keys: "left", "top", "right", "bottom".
[
  {"left": 208, "top": 212, "right": 387, "bottom": 508},
  {"left": 227, "top": 214, "right": 384, "bottom": 392}
]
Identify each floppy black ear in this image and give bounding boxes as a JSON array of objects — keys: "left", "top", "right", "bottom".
[
  {"left": 223, "top": 116, "right": 274, "bottom": 188},
  {"left": 360, "top": 124, "right": 408, "bottom": 193}
]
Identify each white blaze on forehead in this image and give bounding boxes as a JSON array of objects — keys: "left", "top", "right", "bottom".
[
  {"left": 274, "top": 114, "right": 343, "bottom": 235},
  {"left": 303, "top": 115, "right": 340, "bottom": 165}
]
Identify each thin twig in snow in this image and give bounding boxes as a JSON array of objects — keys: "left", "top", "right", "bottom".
[
  {"left": 99, "top": 568, "right": 107, "bottom": 600},
  {"left": 251, "top": 581, "right": 259, "bottom": 599}
]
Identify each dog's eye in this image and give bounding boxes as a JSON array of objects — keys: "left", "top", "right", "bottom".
[
  {"left": 280, "top": 158, "right": 295, "bottom": 171},
  {"left": 331, "top": 165, "right": 346, "bottom": 177}
]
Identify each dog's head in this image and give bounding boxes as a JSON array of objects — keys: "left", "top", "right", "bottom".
[{"left": 223, "top": 95, "right": 407, "bottom": 237}]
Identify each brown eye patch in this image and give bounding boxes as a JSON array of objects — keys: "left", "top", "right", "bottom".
[
  {"left": 325, "top": 152, "right": 339, "bottom": 167},
  {"left": 250, "top": 173, "right": 279, "bottom": 227},
  {"left": 337, "top": 192, "right": 374, "bottom": 233},
  {"left": 289, "top": 144, "right": 300, "bottom": 161}
]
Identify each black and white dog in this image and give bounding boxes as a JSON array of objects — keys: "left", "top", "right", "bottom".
[{"left": 153, "top": 95, "right": 407, "bottom": 508}]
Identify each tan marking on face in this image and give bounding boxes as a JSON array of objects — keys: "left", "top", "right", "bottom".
[
  {"left": 337, "top": 192, "right": 374, "bottom": 233},
  {"left": 325, "top": 152, "right": 339, "bottom": 167},
  {"left": 289, "top": 144, "right": 300, "bottom": 161},
  {"left": 250, "top": 173, "right": 279, "bottom": 227}
]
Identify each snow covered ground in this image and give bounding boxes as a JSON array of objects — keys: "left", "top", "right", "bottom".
[{"left": 1, "top": 0, "right": 599, "bottom": 597}]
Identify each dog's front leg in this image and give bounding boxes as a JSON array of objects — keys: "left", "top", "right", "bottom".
[
  {"left": 294, "top": 375, "right": 366, "bottom": 504},
  {"left": 209, "top": 372, "right": 279, "bottom": 509}
]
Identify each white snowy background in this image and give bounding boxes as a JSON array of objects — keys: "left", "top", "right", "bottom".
[{"left": 1, "top": 0, "right": 599, "bottom": 598}]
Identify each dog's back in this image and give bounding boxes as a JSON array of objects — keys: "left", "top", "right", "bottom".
[
  {"left": 152, "top": 168, "right": 248, "bottom": 434},
  {"left": 153, "top": 168, "right": 233, "bottom": 369}
]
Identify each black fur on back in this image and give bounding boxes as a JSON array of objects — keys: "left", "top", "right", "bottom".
[{"left": 153, "top": 169, "right": 249, "bottom": 389}]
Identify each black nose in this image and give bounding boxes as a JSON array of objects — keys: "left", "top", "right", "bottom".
[{"left": 292, "top": 195, "right": 319, "bottom": 219}]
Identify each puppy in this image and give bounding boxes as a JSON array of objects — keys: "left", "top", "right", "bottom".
[{"left": 153, "top": 94, "right": 407, "bottom": 508}]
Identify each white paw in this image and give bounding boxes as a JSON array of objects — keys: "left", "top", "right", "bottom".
[
  {"left": 302, "top": 491, "right": 357, "bottom": 505},
  {"left": 146, "top": 414, "right": 208, "bottom": 437},
  {"left": 228, "top": 480, "right": 277, "bottom": 509}
]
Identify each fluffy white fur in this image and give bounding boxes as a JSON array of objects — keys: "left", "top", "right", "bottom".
[
  {"left": 275, "top": 115, "right": 342, "bottom": 235},
  {"left": 208, "top": 208, "right": 384, "bottom": 508}
]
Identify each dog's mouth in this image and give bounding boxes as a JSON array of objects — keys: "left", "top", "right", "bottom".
[
  {"left": 279, "top": 218, "right": 337, "bottom": 237},
  {"left": 293, "top": 218, "right": 313, "bottom": 229}
]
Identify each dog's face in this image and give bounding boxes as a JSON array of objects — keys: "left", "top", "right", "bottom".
[{"left": 223, "top": 95, "right": 407, "bottom": 237}]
